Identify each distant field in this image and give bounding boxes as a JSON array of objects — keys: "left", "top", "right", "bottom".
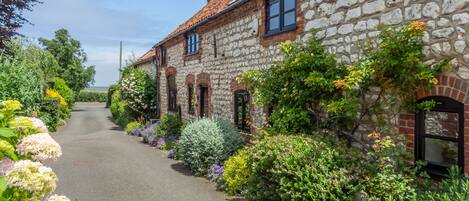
[{"left": 82, "top": 87, "right": 109, "bottom": 92}]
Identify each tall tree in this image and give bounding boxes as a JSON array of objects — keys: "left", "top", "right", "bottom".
[
  {"left": 0, "top": 0, "right": 41, "bottom": 48},
  {"left": 39, "top": 29, "right": 96, "bottom": 93}
]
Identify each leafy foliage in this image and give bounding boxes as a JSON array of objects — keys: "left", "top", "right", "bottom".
[
  {"left": 0, "top": 56, "right": 43, "bottom": 113},
  {"left": 39, "top": 29, "right": 96, "bottom": 93},
  {"left": 419, "top": 167, "right": 469, "bottom": 201},
  {"left": 223, "top": 148, "right": 251, "bottom": 196},
  {"left": 244, "top": 135, "right": 355, "bottom": 201},
  {"left": 125, "top": 121, "right": 144, "bottom": 135},
  {"left": 76, "top": 91, "right": 107, "bottom": 103},
  {"left": 110, "top": 91, "right": 134, "bottom": 127},
  {"left": 0, "top": 0, "right": 41, "bottom": 48},
  {"left": 157, "top": 114, "right": 183, "bottom": 138},
  {"left": 178, "top": 118, "right": 244, "bottom": 175},
  {"left": 52, "top": 78, "right": 74, "bottom": 106}
]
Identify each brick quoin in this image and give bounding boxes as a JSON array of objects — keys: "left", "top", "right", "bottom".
[{"left": 400, "top": 75, "right": 469, "bottom": 173}]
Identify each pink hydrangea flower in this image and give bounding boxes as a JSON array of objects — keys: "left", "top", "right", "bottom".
[{"left": 16, "top": 133, "right": 62, "bottom": 162}]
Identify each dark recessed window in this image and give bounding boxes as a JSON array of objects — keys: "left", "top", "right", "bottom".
[
  {"left": 186, "top": 33, "right": 199, "bottom": 55},
  {"left": 199, "top": 86, "right": 209, "bottom": 118},
  {"left": 266, "top": 0, "right": 296, "bottom": 35},
  {"left": 416, "top": 96, "right": 464, "bottom": 176},
  {"left": 161, "top": 47, "right": 167, "bottom": 65},
  {"left": 234, "top": 90, "right": 251, "bottom": 132},
  {"left": 188, "top": 84, "right": 194, "bottom": 115},
  {"left": 168, "top": 75, "right": 177, "bottom": 112}
]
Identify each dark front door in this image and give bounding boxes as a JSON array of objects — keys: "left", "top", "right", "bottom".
[
  {"left": 416, "top": 96, "right": 464, "bottom": 176},
  {"left": 200, "top": 86, "right": 209, "bottom": 118}
]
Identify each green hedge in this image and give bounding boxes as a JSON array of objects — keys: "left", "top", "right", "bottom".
[{"left": 76, "top": 91, "right": 107, "bottom": 102}]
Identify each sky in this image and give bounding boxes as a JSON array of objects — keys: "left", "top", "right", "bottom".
[{"left": 19, "top": 0, "right": 206, "bottom": 87}]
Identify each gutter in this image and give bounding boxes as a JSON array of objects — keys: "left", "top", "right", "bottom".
[{"left": 153, "top": 0, "right": 249, "bottom": 48}]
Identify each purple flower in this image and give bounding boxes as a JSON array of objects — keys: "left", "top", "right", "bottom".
[
  {"left": 147, "top": 135, "right": 156, "bottom": 145},
  {"left": 209, "top": 164, "right": 224, "bottom": 180},
  {"left": 0, "top": 158, "right": 14, "bottom": 176},
  {"left": 156, "top": 137, "right": 166, "bottom": 149},
  {"left": 130, "top": 128, "right": 141, "bottom": 136},
  {"left": 167, "top": 149, "right": 176, "bottom": 159},
  {"left": 141, "top": 123, "right": 158, "bottom": 137}
]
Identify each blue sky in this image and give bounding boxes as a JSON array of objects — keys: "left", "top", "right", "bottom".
[{"left": 19, "top": 0, "right": 206, "bottom": 87}]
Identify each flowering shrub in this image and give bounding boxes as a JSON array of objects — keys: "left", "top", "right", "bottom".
[
  {"left": 244, "top": 135, "right": 354, "bottom": 201},
  {"left": 47, "top": 194, "right": 71, "bottom": 201},
  {"left": 52, "top": 78, "right": 74, "bottom": 106},
  {"left": 6, "top": 160, "right": 57, "bottom": 200},
  {"left": 0, "top": 100, "right": 69, "bottom": 200},
  {"left": 120, "top": 68, "right": 158, "bottom": 118},
  {"left": 46, "top": 89, "right": 67, "bottom": 108},
  {"left": 178, "top": 118, "right": 244, "bottom": 175},
  {"left": 16, "top": 133, "right": 62, "bottom": 162}
]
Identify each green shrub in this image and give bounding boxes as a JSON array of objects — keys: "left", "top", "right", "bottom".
[
  {"left": 77, "top": 91, "right": 107, "bottom": 102},
  {"left": 418, "top": 167, "right": 469, "bottom": 201},
  {"left": 178, "top": 118, "right": 244, "bottom": 175},
  {"left": 52, "top": 77, "right": 74, "bottom": 106},
  {"left": 0, "top": 57, "right": 43, "bottom": 113},
  {"left": 37, "top": 97, "right": 62, "bottom": 131},
  {"left": 126, "top": 121, "right": 143, "bottom": 135},
  {"left": 107, "top": 84, "right": 119, "bottom": 108},
  {"left": 110, "top": 91, "right": 134, "bottom": 127},
  {"left": 223, "top": 147, "right": 251, "bottom": 196},
  {"left": 157, "top": 114, "right": 182, "bottom": 138},
  {"left": 245, "top": 135, "right": 354, "bottom": 201}
]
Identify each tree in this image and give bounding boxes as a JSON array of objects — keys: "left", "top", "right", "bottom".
[
  {"left": 0, "top": 0, "right": 41, "bottom": 48},
  {"left": 39, "top": 29, "right": 95, "bottom": 93}
]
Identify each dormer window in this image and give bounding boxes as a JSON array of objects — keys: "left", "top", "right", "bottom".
[
  {"left": 186, "top": 32, "right": 199, "bottom": 55},
  {"left": 266, "top": 0, "right": 296, "bottom": 35}
]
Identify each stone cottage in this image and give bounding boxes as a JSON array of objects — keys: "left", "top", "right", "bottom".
[
  {"left": 138, "top": 0, "right": 469, "bottom": 175},
  {"left": 135, "top": 49, "right": 157, "bottom": 77}
]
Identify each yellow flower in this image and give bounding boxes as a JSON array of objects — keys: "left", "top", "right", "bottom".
[
  {"left": 334, "top": 80, "right": 347, "bottom": 89},
  {"left": 430, "top": 77, "right": 439, "bottom": 85},
  {"left": 407, "top": 21, "right": 427, "bottom": 33},
  {"left": 46, "top": 89, "right": 68, "bottom": 107},
  {"left": 0, "top": 100, "right": 22, "bottom": 112}
]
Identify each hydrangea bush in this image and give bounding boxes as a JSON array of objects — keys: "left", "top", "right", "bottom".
[
  {"left": 178, "top": 118, "right": 244, "bottom": 175},
  {"left": 120, "top": 68, "right": 158, "bottom": 118},
  {"left": 0, "top": 100, "right": 69, "bottom": 200}
]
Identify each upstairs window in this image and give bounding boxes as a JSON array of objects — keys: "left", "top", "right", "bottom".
[
  {"left": 234, "top": 90, "right": 251, "bottom": 132},
  {"left": 186, "top": 33, "right": 199, "bottom": 55},
  {"left": 161, "top": 47, "right": 167, "bottom": 66},
  {"left": 266, "top": 0, "right": 296, "bottom": 35}
]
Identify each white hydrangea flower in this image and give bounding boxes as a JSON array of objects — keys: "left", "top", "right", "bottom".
[
  {"left": 6, "top": 160, "right": 57, "bottom": 198},
  {"left": 30, "top": 117, "right": 48, "bottom": 133},
  {"left": 48, "top": 194, "right": 71, "bottom": 201},
  {"left": 16, "top": 133, "right": 62, "bottom": 162}
]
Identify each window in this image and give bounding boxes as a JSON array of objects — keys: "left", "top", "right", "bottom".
[
  {"left": 266, "top": 0, "right": 296, "bottom": 35},
  {"left": 416, "top": 96, "right": 464, "bottom": 176},
  {"left": 167, "top": 75, "right": 177, "bottom": 112},
  {"left": 234, "top": 90, "right": 251, "bottom": 132},
  {"left": 161, "top": 47, "right": 167, "bottom": 66},
  {"left": 199, "top": 86, "right": 209, "bottom": 117},
  {"left": 186, "top": 32, "right": 199, "bottom": 55},
  {"left": 188, "top": 84, "right": 195, "bottom": 115}
]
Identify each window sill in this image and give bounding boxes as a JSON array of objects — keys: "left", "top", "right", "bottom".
[{"left": 263, "top": 26, "right": 297, "bottom": 38}]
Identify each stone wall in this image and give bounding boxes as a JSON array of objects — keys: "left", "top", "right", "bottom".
[
  {"left": 158, "top": 0, "right": 468, "bottom": 130},
  {"left": 136, "top": 62, "right": 157, "bottom": 77},
  {"left": 301, "top": 0, "right": 468, "bottom": 77}
]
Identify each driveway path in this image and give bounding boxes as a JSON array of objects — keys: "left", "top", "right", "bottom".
[{"left": 49, "top": 103, "right": 228, "bottom": 201}]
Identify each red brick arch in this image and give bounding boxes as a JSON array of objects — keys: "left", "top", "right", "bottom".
[
  {"left": 196, "top": 73, "right": 212, "bottom": 117},
  {"left": 400, "top": 75, "right": 469, "bottom": 173},
  {"left": 165, "top": 67, "right": 177, "bottom": 77}
]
